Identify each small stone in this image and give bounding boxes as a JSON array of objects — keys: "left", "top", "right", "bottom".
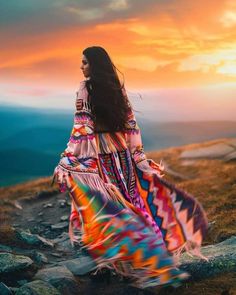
[
  {"left": 51, "top": 222, "right": 69, "bottom": 230},
  {"left": 31, "top": 250, "right": 48, "bottom": 265},
  {"left": 58, "top": 199, "right": 66, "bottom": 203},
  {"left": 38, "top": 212, "right": 43, "bottom": 216},
  {"left": 208, "top": 220, "right": 216, "bottom": 228},
  {"left": 50, "top": 252, "right": 63, "bottom": 258},
  {"left": 14, "top": 201, "right": 23, "bottom": 210},
  {"left": 59, "top": 201, "right": 66, "bottom": 208},
  {"left": 60, "top": 215, "right": 69, "bottom": 222},
  {"left": 12, "top": 223, "right": 20, "bottom": 227},
  {"left": 43, "top": 203, "right": 53, "bottom": 208}
]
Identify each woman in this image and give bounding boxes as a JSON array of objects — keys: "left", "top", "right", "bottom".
[{"left": 52, "top": 46, "right": 207, "bottom": 288}]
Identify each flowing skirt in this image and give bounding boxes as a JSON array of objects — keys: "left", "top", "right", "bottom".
[
  {"left": 67, "top": 174, "right": 189, "bottom": 288},
  {"left": 53, "top": 154, "right": 208, "bottom": 288}
]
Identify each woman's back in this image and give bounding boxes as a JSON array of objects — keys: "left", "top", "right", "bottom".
[
  {"left": 72, "top": 80, "right": 145, "bottom": 200},
  {"left": 52, "top": 46, "right": 208, "bottom": 289}
]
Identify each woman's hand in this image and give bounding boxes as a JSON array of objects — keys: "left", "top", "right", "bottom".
[
  {"left": 136, "top": 159, "right": 165, "bottom": 177},
  {"left": 70, "top": 210, "right": 81, "bottom": 229}
]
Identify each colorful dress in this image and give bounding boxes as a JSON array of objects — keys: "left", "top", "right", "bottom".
[{"left": 52, "top": 80, "right": 208, "bottom": 288}]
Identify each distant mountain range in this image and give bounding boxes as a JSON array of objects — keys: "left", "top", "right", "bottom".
[{"left": 1, "top": 105, "right": 236, "bottom": 187}]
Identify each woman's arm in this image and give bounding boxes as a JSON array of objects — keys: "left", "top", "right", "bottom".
[
  {"left": 53, "top": 80, "right": 99, "bottom": 189},
  {"left": 61, "top": 80, "right": 98, "bottom": 161},
  {"left": 52, "top": 81, "right": 99, "bottom": 240}
]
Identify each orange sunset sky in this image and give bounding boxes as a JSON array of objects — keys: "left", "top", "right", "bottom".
[{"left": 0, "top": 0, "right": 236, "bottom": 120}]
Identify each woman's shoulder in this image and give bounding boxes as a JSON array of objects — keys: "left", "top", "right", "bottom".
[
  {"left": 80, "top": 77, "right": 90, "bottom": 84},
  {"left": 76, "top": 80, "right": 88, "bottom": 100},
  {"left": 78, "top": 79, "right": 87, "bottom": 89},
  {"left": 75, "top": 80, "right": 91, "bottom": 112},
  {"left": 79, "top": 79, "right": 87, "bottom": 85}
]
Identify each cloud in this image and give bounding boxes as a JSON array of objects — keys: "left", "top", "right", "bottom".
[
  {"left": 0, "top": 0, "right": 159, "bottom": 36},
  {"left": 117, "top": 55, "right": 171, "bottom": 71},
  {"left": 217, "top": 60, "right": 236, "bottom": 76},
  {"left": 220, "top": 10, "right": 236, "bottom": 27},
  {"left": 1, "top": 0, "right": 236, "bottom": 90},
  {"left": 65, "top": 6, "right": 105, "bottom": 21},
  {"left": 177, "top": 47, "right": 236, "bottom": 75},
  {"left": 108, "top": 0, "right": 129, "bottom": 11},
  {"left": 0, "top": 54, "right": 84, "bottom": 87}
]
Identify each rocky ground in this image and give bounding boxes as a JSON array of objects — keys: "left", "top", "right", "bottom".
[{"left": 0, "top": 138, "right": 235, "bottom": 295}]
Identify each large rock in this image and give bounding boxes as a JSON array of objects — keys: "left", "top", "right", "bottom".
[
  {"left": 0, "top": 252, "right": 36, "bottom": 286},
  {"left": 34, "top": 266, "right": 79, "bottom": 295},
  {"left": 0, "top": 253, "right": 33, "bottom": 274},
  {"left": 15, "top": 280, "right": 60, "bottom": 295},
  {"left": 58, "top": 255, "right": 97, "bottom": 275},
  {"left": 15, "top": 230, "right": 54, "bottom": 248},
  {"left": 51, "top": 222, "right": 69, "bottom": 230},
  {"left": 180, "top": 236, "right": 236, "bottom": 280},
  {"left": 224, "top": 150, "right": 236, "bottom": 162},
  {"left": 180, "top": 143, "right": 235, "bottom": 160}
]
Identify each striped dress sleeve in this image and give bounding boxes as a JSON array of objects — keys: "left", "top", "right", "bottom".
[{"left": 61, "top": 80, "right": 98, "bottom": 161}]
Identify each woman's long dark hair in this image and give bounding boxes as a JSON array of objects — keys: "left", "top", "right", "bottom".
[{"left": 82, "top": 46, "right": 131, "bottom": 132}]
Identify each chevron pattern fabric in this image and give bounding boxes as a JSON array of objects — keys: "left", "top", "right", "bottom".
[
  {"left": 67, "top": 174, "right": 189, "bottom": 288},
  {"left": 135, "top": 160, "right": 208, "bottom": 255}
]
